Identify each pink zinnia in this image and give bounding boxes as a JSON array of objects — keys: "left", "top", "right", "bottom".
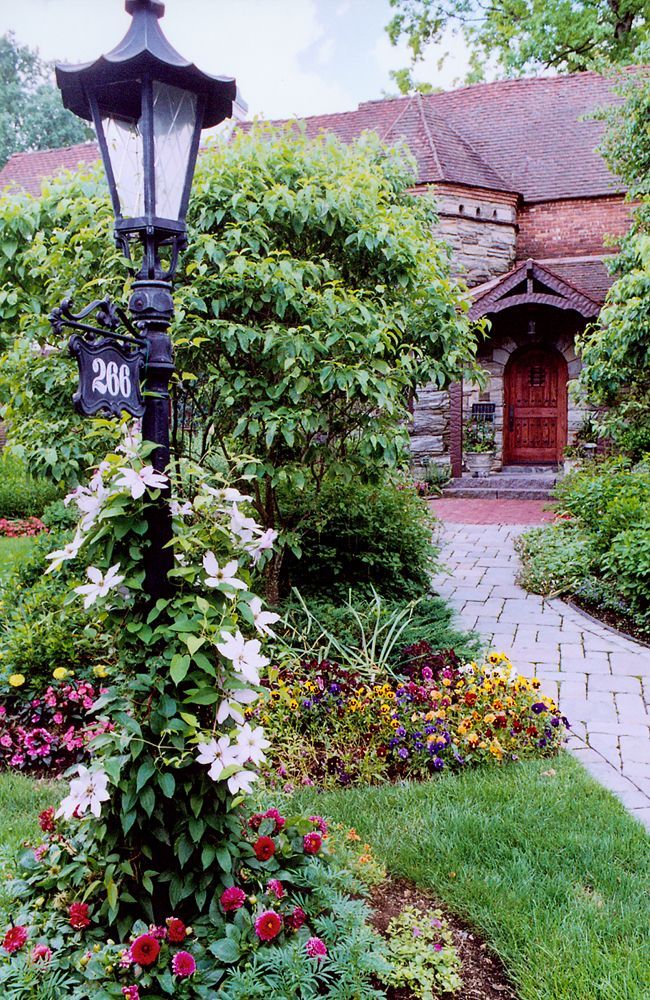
[
  {"left": 171, "top": 950, "right": 196, "bottom": 978},
  {"left": 305, "top": 936, "right": 328, "bottom": 960},
  {"left": 303, "top": 832, "right": 322, "bottom": 855},
  {"left": 3, "top": 925, "right": 28, "bottom": 953},
  {"left": 254, "top": 910, "right": 282, "bottom": 941},
  {"left": 220, "top": 885, "right": 247, "bottom": 912},
  {"left": 266, "top": 879, "right": 285, "bottom": 899},
  {"left": 31, "top": 943, "right": 52, "bottom": 963}
]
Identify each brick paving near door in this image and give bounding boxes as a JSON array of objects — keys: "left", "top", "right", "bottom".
[{"left": 431, "top": 515, "right": 650, "bottom": 831}]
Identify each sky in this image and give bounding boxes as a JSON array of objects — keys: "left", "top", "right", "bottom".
[{"left": 0, "top": 0, "right": 472, "bottom": 120}]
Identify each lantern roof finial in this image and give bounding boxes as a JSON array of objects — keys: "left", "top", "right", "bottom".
[{"left": 125, "top": 0, "right": 165, "bottom": 16}]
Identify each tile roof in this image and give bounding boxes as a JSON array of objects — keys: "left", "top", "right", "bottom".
[
  {"left": 0, "top": 71, "right": 627, "bottom": 201},
  {"left": 469, "top": 254, "right": 614, "bottom": 312}
]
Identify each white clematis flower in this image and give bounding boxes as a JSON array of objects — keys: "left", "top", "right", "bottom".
[
  {"left": 202, "top": 552, "right": 246, "bottom": 592},
  {"left": 234, "top": 722, "right": 270, "bottom": 766},
  {"left": 249, "top": 597, "right": 281, "bottom": 637},
  {"left": 56, "top": 765, "right": 110, "bottom": 820},
  {"left": 203, "top": 486, "right": 253, "bottom": 506},
  {"left": 244, "top": 528, "right": 277, "bottom": 564},
  {"left": 227, "top": 769, "right": 258, "bottom": 796},
  {"left": 216, "top": 688, "right": 258, "bottom": 725},
  {"left": 229, "top": 506, "right": 259, "bottom": 545},
  {"left": 170, "top": 498, "right": 193, "bottom": 517},
  {"left": 45, "top": 530, "right": 85, "bottom": 573},
  {"left": 113, "top": 465, "right": 168, "bottom": 500},
  {"left": 216, "top": 631, "right": 269, "bottom": 686},
  {"left": 196, "top": 735, "right": 239, "bottom": 781},
  {"left": 74, "top": 563, "right": 125, "bottom": 609}
]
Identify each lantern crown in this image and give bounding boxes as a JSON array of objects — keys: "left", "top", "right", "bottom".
[{"left": 56, "top": 1, "right": 239, "bottom": 130}]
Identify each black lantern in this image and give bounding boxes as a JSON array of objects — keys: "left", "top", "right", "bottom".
[
  {"left": 52, "top": 0, "right": 244, "bottom": 600},
  {"left": 56, "top": 0, "right": 243, "bottom": 280}
]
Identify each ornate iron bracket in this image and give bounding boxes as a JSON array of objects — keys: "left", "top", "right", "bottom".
[{"left": 50, "top": 297, "right": 148, "bottom": 419}]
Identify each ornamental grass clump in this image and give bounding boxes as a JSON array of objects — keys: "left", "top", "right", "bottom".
[
  {"left": 258, "top": 649, "right": 568, "bottom": 789},
  {"left": 0, "top": 430, "right": 394, "bottom": 997}
]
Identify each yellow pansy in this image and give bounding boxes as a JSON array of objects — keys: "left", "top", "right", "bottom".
[
  {"left": 53, "top": 667, "right": 68, "bottom": 681},
  {"left": 9, "top": 673, "right": 25, "bottom": 687},
  {"left": 93, "top": 665, "right": 109, "bottom": 679}
]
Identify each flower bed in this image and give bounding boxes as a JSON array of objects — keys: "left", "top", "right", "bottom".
[
  {"left": 257, "top": 648, "right": 568, "bottom": 789},
  {"left": 0, "top": 677, "right": 110, "bottom": 774},
  {"left": 0, "top": 516, "right": 46, "bottom": 538}
]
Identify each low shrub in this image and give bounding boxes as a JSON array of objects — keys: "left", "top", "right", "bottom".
[
  {"left": 0, "top": 454, "right": 60, "bottom": 519},
  {"left": 256, "top": 651, "right": 567, "bottom": 789},
  {"left": 281, "top": 478, "right": 437, "bottom": 600},
  {"left": 0, "top": 530, "right": 111, "bottom": 692},
  {"left": 515, "top": 521, "right": 597, "bottom": 596},
  {"left": 602, "top": 526, "right": 650, "bottom": 626}
]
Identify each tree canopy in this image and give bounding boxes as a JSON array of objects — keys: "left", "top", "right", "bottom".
[
  {"left": 0, "top": 126, "right": 479, "bottom": 569},
  {"left": 387, "top": 0, "right": 650, "bottom": 90},
  {"left": 0, "top": 33, "right": 91, "bottom": 169}
]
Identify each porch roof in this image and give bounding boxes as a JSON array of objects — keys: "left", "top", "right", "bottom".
[{"left": 468, "top": 257, "right": 605, "bottom": 320}]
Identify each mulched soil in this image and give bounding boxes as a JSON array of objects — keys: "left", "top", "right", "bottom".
[
  {"left": 567, "top": 596, "right": 650, "bottom": 648},
  {"left": 370, "top": 878, "right": 518, "bottom": 1000}
]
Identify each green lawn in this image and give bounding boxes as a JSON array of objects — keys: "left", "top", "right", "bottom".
[
  {"left": 287, "top": 753, "right": 650, "bottom": 1000},
  {"left": 1, "top": 759, "right": 648, "bottom": 999},
  {"left": 0, "top": 535, "right": 35, "bottom": 586}
]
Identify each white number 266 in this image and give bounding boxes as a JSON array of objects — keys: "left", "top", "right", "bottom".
[{"left": 91, "top": 358, "right": 132, "bottom": 397}]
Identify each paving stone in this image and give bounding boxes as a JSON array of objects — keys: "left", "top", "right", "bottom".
[
  {"left": 434, "top": 512, "right": 650, "bottom": 823},
  {"left": 629, "top": 808, "right": 650, "bottom": 832}
]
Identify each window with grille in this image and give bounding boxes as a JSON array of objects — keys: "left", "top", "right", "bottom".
[{"left": 529, "top": 366, "right": 546, "bottom": 386}]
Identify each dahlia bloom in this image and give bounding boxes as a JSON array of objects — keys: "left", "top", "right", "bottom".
[
  {"left": 130, "top": 933, "right": 160, "bottom": 966},
  {"left": 31, "top": 943, "right": 52, "bottom": 963},
  {"left": 285, "top": 906, "right": 307, "bottom": 931},
  {"left": 122, "top": 988, "right": 140, "bottom": 1000},
  {"left": 3, "top": 925, "right": 28, "bottom": 953},
  {"left": 172, "top": 950, "right": 197, "bottom": 978},
  {"left": 254, "top": 910, "right": 282, "bottom": 941},
  {"left": 306, "top": 936, "right": 328, "bottom": 959},
  {"left": 266, "top": 879, "right": 285, "bottom": 899},
  {"left": 68, "top": 902, "right": 91, "bottom": 929},
  {"left": 303, "top": 831, "right": 322, "bottom": 855},
  {"left": 253, "top": 835, "right": 276, "bottom": 861},
  {"left": 166, "top": 917, "right": 187, "bottom": 943},
  {"left": 220, "top": 886, "right": 247, "bottom": 912},
  {"left": 38, "top": 808, "right": 56, "bottom": 833}
]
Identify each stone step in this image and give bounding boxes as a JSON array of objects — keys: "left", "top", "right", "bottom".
[
  {"left": 442, "top": 485, "right": 553, "bottom": 499},
  {"left": 444, "top": 475, "right": 557, "bottom": 490},
  {"left": 501, "top": 464, "right": 561, "bottom": 475}
]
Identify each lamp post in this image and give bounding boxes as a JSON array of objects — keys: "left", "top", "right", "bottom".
[{"left": 52, "top": 0, "right": 243, "bottom": 599}]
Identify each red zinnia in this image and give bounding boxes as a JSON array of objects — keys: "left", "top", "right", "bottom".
[
  {"left": 303, "top": 832, "right": 322, "bottom": 855},
  {"left": 254, "top": 910, "right": 282, "bottom": 942},
  {"left": 285, "top": 906, "right": 307, "bottom": 931},
  {"left": 38, "top": 808, "right": 56, "bottom": 833},
  {"left": 3, "top": 925, "right": 28, "bottom": 953},
  {"left": 254, "top": 835, "right": 276, "bottom": 861},
  {"left": 171, "top": 950, "right": 196, "bottom": 978},
  {"left": 130, "top": 933, "right": 160, "bottom": 966},
  {"left": 69, "top": 902, "right": 91, "bottom": 930},
  {"left": 166, "top": 917, "right": 186, "bottom": 943},
  {"left": 220, "top": 886, "right": 247, "bottom": 912}
]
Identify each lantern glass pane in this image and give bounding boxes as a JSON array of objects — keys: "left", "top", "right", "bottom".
[
  {"left": 153, "top": 81, "right": 197, "bottom": 221},
  {"left": 103, "top": 114, "right": 145, "bottom": 219}
]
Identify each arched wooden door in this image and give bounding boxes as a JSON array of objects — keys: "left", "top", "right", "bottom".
[{"left": 503, "top": 345, "right": 567, "bottom": 465}]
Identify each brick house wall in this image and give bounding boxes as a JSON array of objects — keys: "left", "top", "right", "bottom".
[{"left": 517, "top": 195, "right": 632, "bottom": 259}]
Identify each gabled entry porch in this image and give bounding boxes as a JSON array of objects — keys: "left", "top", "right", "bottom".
[{"left": 449, "top": 259, "right": 601, "bottom": 477}]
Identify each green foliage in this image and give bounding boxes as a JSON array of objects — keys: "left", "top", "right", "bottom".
[
  {"left": 380, "top": 905, "right": 462, "bottom": 999},
  {"left": 516, "top": 522, "right": 597, "bottom": 597},
  {"left": 463, "top": 418, "right": 495, "bottom": 454},
  {"left": 518, "top": 463, "right": 650, "bottom": 631},
  {"left": 0, "top": 126, "right": 478, "bottom": 551},
  {"left": 0, "top": 453, "right": 59, "bottom": 518},
  {"left": 280, "top": 591, "right": 479, "bottom": 669},
  {"left": 281, "top": 478, "right": 437, "bottom": 600},
  {"left": 0, "top": 33, "right": 91, "bottom": 170},
  {"left": 386, "top": 0, "right": 649, "bottom": 90},
  {"left": 0, "top": 529, "right": 107, "bottom": 689}
]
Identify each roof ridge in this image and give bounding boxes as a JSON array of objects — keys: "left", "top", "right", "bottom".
[{"left": 414, "top": 92, "right": 444, "bottom": 179}]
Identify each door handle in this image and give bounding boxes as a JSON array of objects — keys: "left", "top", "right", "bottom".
[{"left": 509, "top": 405, "right": 514, "bottom": 432}]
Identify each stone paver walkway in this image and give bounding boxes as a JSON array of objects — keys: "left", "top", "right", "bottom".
[{"left": 431, "top": 518, "right": 650, "bottom": 830}]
